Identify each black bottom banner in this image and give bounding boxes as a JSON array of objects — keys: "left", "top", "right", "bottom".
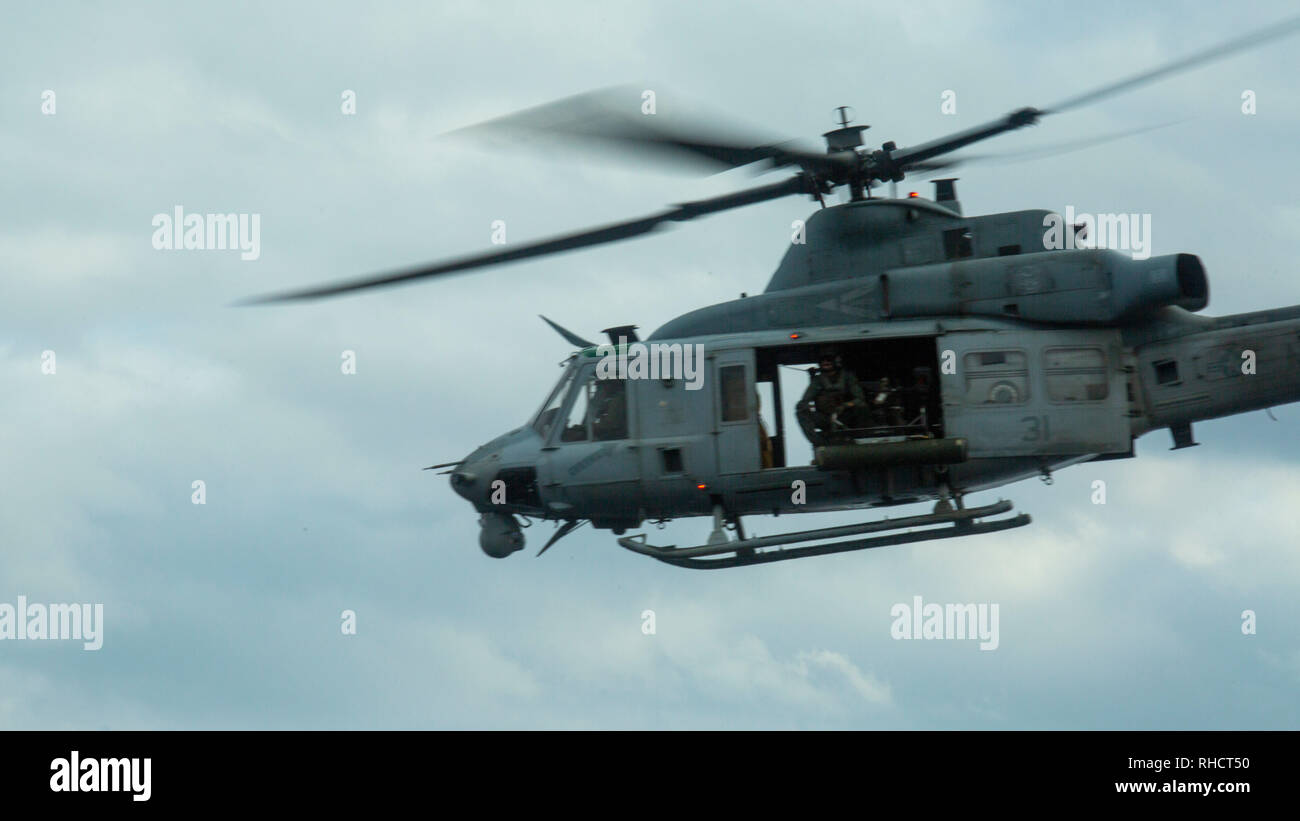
[{"left": 5, "top": 730, "right": 1290, "bottom": 809}]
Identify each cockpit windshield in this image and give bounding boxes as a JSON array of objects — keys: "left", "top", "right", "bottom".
[{"left": 531, "top": 360, "right": 577, "bottom": 438}]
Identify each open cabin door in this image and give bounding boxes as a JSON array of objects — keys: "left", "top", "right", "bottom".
[{"left": 938, "top": 329, "right": 1131, "bottom": 457}]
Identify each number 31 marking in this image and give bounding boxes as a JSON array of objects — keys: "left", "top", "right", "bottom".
[{"left": 1021, "top": 415, "right": 1050, "bottom": 441}]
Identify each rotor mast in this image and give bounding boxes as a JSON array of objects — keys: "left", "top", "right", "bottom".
[{"left": 822, "top": 106, "right": 870, "bottom": 201}]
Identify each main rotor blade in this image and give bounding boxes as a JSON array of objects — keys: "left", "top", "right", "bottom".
[
  {"left": 1042, "top": 15, "right": 1300, "bottom": 114},
  {"left": 890, "top": 107, "right": 1042, "bottom": 169},
  {"left": 239, "top": 175, "right": 812, "bottom": 304},
  {"left": 909, "top": 120, "right": 1182, "bottom": 176},
  {"left": 892, "top": 13, "right": 1300, "bottom": 172},
  {"left": 585, "top": 127, "right": 851, "bottom": 176},
  {"left": 455, "top": 86, "right": 850, "bottom": 177}
]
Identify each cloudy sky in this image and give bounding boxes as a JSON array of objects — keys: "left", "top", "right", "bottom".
[{"left": 3, "top": 0, "right": 1299, "bottom": 729}]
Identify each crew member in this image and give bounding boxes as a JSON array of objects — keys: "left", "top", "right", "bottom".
[
  {"left": 591, "top": 379, "right": 628, "bottom": 440},
  {"left": 797, "top": 350, "right": 866, "bottom": 446}
]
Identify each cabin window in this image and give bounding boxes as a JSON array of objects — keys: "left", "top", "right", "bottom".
[
  {"left": 719, "top": 366, "right": 749, "bottom": 422},
  {"left": 1044, "top": 347, "right": 1108, "bottom": 402},
  {"left": 660, "top": 448, "right": 684, "bottom": 474},
  {"left": 1153, "top": 359, "right": 1180, "bottom": 386},
  {"left": 963, "top": 350, "right": 1028, "bottom": 405}
]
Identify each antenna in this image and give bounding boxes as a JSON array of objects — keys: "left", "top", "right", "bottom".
[{"left": 822, "top": 106, "right": 869, "bottom": 153}]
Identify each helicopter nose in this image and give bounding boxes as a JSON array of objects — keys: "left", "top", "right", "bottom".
[
  {"left": 449, "top": 443, "right": 499, "bottom": 506},
  {"left": 445, "top": 427, "right": 542, "bottom": 509},
  {"left": 449, "top": 469, "right": 479, "bottom": 501}
]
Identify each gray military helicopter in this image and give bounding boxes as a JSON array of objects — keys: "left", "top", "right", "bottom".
[{"left": 248, "top": 17, "right": 1300, "bottom": 568}]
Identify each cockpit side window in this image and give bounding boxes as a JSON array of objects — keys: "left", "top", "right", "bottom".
[
  {"left": 532, "top": 364, "right": 576, "bottom": 438},
  {"left": 561, "top": 378, "right": 592, "bottom": 442},
  {"left": 554, "top": 369, "right": 630, "bottom": 444}
]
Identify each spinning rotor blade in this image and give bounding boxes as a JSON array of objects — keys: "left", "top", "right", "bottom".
[
  {"left": 890, "top": 107, "right": 1043, "bottom": 170},
  {"left": 908, "top": 120, "right": 1182, "bottom": 177},
  {"left": 890, "top": 14, "right": 1300, "bottom": 174},
  {"left": 240, "top": 175, "right": 814, "bottom": 304},
  {"left": 455, "top": 85, "right": 849, "bottom": 176},
  {"left": 569, "top": 126, "right": 850, "bottom": 176},
  {"left": 240, "top": 16, "right": 1300, "bottom": 307},
  {"left": 1042, "top": 16, "right": 1300, "bottom": 114}
]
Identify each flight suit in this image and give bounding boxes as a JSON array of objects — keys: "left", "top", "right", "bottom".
[
  {"left": 591, "top": 380, "right": 628, "bottom": 441},
  {"left": 797, "top": 369, "right": 867, "bottom": 446}
]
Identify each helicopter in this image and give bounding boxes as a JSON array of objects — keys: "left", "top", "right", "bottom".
[{"left": 246, "top": 16, "right": 1300, "bottom": 568}]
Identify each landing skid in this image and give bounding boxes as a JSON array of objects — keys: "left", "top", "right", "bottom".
[{"left": 617, "top": 500, "right": 1031, "bottom": 569}]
